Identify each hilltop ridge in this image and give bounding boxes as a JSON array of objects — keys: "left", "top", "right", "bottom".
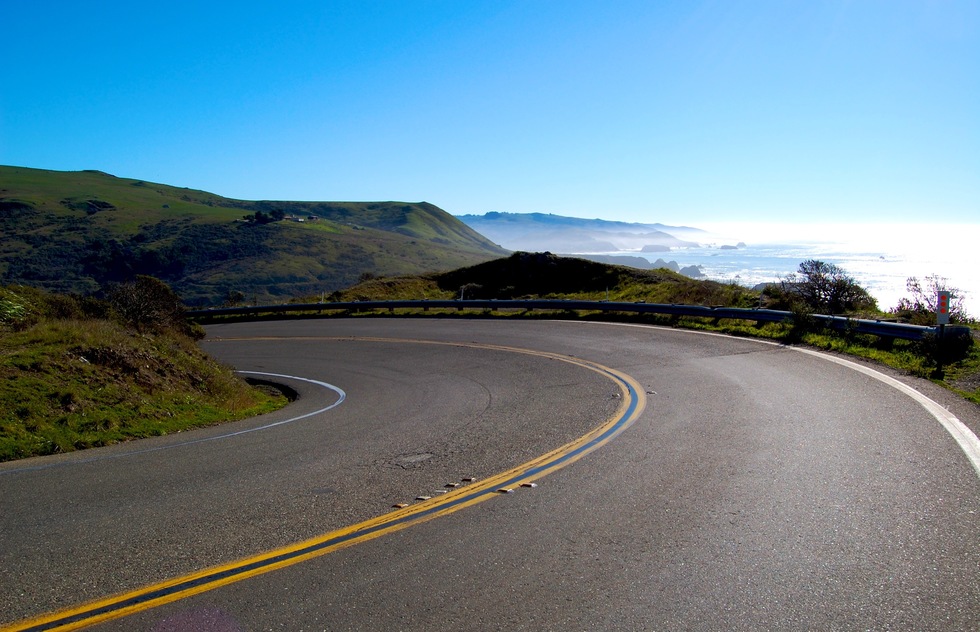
[
  {"left": 0, "top": 166, "right": 506, "bottom": 305},
  {"left": 456, "top": 211, "right": 705, "bottom": 253}
]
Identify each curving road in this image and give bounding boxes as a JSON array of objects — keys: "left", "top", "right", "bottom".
[{"left": 1, "top": 319, "right": 978, "bottom": 631}]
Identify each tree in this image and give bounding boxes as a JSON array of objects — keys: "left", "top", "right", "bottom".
[
  {"left": 243, "top": 209, "right": 284, "bottom": 224},
  {"left": 224, "top": 290, "right": 246, "bottom": 307},
  {"left": 781, "top": 259, "right": 876, "bottom": 314},
  {"left": 891, "top": 275, "right": 971, "bottom": 325}
]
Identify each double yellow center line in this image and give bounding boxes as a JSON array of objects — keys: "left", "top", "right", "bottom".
[{"left": 3, "top": 338, "right": 645, "bottom": 631}]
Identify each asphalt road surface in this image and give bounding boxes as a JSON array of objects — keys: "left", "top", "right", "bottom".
[{"left": 2, "top": 318, "right": 978, "bottom": 631}]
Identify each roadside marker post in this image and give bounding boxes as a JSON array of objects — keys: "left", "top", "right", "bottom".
[{"left": 937, "top": 291, "right": 951, "bottom": 326}]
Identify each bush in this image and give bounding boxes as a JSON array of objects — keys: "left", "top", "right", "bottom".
[
  {"left": 891, "top": 275, "right": 972, "bottom": 325},
  {"left": 107, "top": 276, "right": 200, "bottom": 338}
]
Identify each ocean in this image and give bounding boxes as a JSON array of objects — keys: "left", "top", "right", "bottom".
[{"left": 602, "top": 222, "right": 980, "bottom": 317}]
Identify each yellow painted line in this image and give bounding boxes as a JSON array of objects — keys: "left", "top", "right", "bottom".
[{"left": 2, "top": 337, "right": 645, "bottom": 632}]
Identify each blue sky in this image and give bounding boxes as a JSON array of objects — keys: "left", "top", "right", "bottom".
[{"left": 2, "top": 0, "right": 977, "bottom": 225}]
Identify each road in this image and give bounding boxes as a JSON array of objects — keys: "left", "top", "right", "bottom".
[{"left": 2, "top": 318, "right": 978, "bottom": 631}]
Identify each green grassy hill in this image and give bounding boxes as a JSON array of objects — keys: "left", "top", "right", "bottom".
[
  {"left": 328, "top": 251, "right": 759, "bottom": 306},
  {"left": 0, "top": 166, "right": 506, "bottom": 305},
  {"left": 0, "top": 283, "right": 285, "bottom": 461}
]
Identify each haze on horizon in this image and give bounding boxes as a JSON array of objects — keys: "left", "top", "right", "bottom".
[{"left": 2, "top": 1, "right": 978, "bottom": 229}]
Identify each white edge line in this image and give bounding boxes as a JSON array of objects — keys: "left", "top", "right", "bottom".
[
  {"left": 577, "top": 320, "right": 980, "bottom": 479},
  {"left": 0, "top": 372, "right": 346, "bottom": 475},
  {"left": 232, "top": 371, "right": 347, "bottom": 431},
  {"left": 793, "top": 348, "right": 980, "bottom": 479}
]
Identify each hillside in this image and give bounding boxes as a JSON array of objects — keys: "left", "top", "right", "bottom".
[
  {"left": 0, "top": 166, "right": 506, "bottom": 305},
  {"left": 328, "top": 251, "right": 757, "bottom": 306},
  {"left": 456, "top": 211, "right": 705, "bottom": 253},
  {"left": 0, "top": 283, "right": 284, "bottom": 461}
]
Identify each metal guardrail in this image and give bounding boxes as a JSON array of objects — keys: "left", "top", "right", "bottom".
[{"left": 186, "top": 299, "right": 962, "bottom": 342}]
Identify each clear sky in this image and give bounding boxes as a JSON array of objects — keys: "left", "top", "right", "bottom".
[{"left": 2, "top": 0, "right": 977, "bottom": 225}]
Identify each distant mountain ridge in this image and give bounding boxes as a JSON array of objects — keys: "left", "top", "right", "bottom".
[
  {"left": 456, "top": 211, "right": 706, "bottom": 253},
  {"left": 0, "top": 166, "right": 506, "bottom": 305}
]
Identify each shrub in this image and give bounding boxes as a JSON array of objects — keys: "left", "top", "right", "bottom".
[
  {"left": 107, "top": 276, "right": 200, "bottom": 338},
  {"left": 891, "top": 275, "right": 972, "bottom": 325}
]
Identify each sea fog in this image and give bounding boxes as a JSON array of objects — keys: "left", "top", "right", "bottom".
[{"left": 607, "top": 222, "right": 979, "bottom": 316}]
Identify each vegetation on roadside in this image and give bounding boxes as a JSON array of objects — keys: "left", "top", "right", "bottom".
[
  {"left": 0, "top": 280, "right": 286, "bottom": 462},
  {"left": 891, "top": 274, "right": 972, "bottom": 325}
]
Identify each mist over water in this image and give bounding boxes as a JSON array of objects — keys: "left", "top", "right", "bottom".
[{"left": 612, "top": 222, "right": 979, "bottom": 315}]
